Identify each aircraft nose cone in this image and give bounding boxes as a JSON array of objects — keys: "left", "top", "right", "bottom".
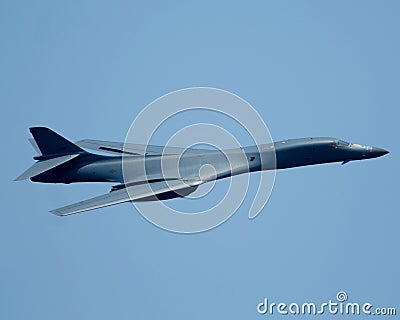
[{"left": 371, "top": 147, "right": 389, "bottom": 158}]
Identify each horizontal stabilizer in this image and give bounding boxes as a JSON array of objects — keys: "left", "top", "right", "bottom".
[
  {"left": 28, "top": 138, "right": 41, "bottom": 155},
  {"left": 51, "top": 179, "right": 203, "bottom": 216},
  {"left": 14, "top": 154, "right": 79, "bottom": 181}
]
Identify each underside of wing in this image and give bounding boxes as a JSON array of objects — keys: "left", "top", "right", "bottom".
[
  {"left": 76, "top": 139, "right": 211, "bottom": 156},
  {"left": 51, "top": 179, "right": 203, "bottom": 216}
]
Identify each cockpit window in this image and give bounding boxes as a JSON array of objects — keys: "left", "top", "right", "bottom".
[
  {"left": 330, "top": 140, "right": 350, "bottom": 148},
  {"left": 337, "top": 140, "right": 350, "bottom": 147}
]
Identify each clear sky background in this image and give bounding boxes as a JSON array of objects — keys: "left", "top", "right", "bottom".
[{"left": 1, "top": 1, "right": 399, "bottom": 319}]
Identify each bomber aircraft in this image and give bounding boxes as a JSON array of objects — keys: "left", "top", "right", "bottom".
[{"left": 15, "top": 127, "right": 388, "bottom": 215}]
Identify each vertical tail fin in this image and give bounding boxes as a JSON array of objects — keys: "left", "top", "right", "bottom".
[
  {"left": 29, "top": 127, "right": 84, "bottom": 156},
  {"left": 15, "top": 127, "right": 85, "bottom": 181}
]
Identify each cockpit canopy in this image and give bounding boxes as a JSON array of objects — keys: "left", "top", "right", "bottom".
[{"left": 330, "top": 139, "right": 350, "bottom": 148}]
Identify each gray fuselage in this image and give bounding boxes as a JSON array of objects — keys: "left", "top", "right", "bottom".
[{"left": 31, "top": 137, "right": 388, "bottom": 186}]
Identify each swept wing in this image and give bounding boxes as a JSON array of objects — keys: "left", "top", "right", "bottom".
[
  {"left": 51, "top": 179, "right": 203, "bottom": 216},
  {"left": 76, "top": 139, "right": 211, "bottom": 156}
]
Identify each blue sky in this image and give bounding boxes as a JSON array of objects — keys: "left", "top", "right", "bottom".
[{"left": 1, "top": 1, "right": 399, "bottom": 319}]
